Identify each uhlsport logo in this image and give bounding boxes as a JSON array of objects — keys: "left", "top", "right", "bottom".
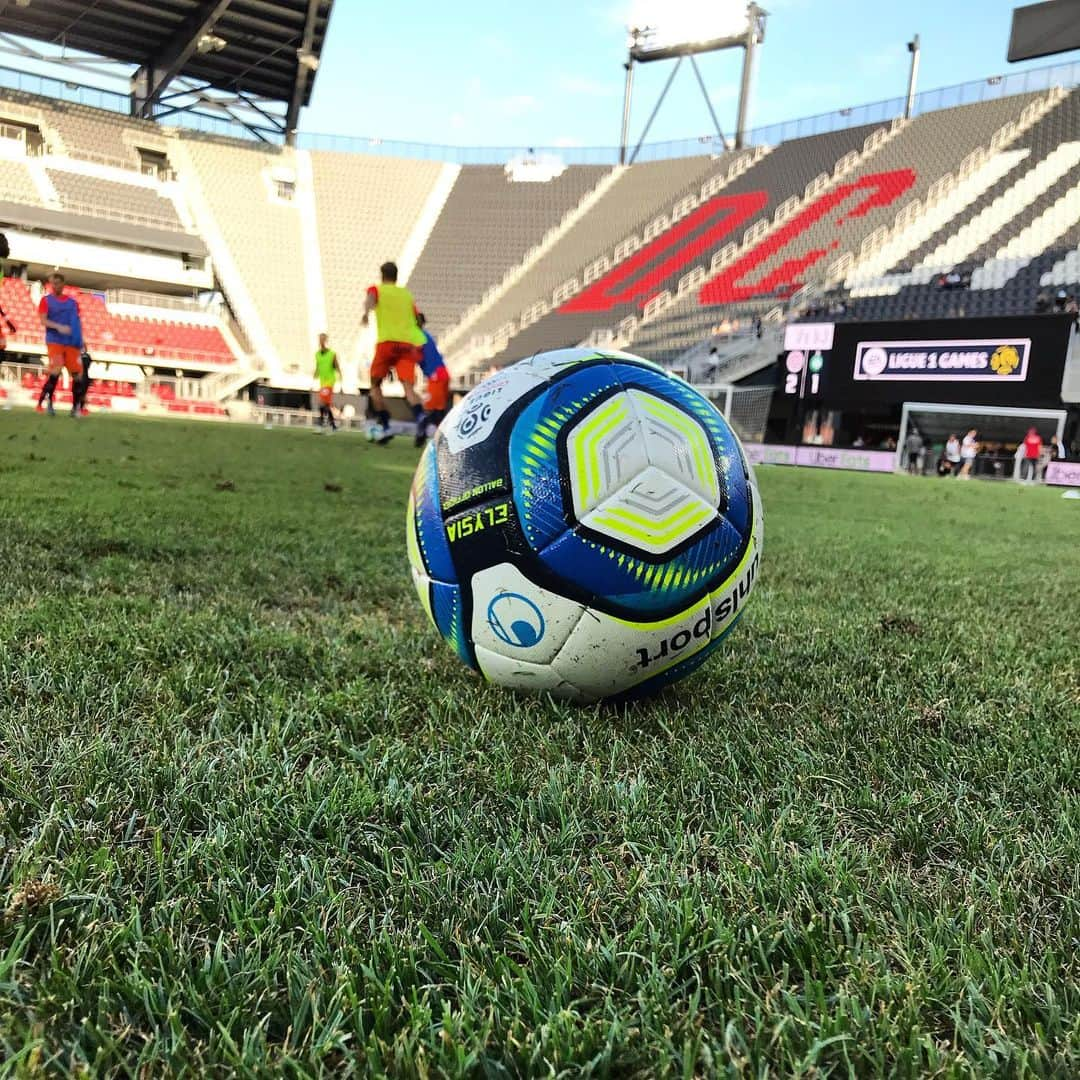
[{"left": 487, "top": 592, "right": 546, "bottom": 648}]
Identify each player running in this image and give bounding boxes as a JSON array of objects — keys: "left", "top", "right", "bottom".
[
  {"left": 415, "top": 313, "right": 451, "bottom": 447},
  {"left": 36, "top": 273, "right": 86, "bottom": 418},
  {"left": 312, "top": 333, "right": 341, "bottom": 432},
  {"left": 361, "top": 261, "right": 425, "bottom": 445}
]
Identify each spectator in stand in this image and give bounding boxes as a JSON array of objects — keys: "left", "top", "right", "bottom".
[
  {"left": 904, "top": 427, "right": 924, "bottom": 475},
  {"left": 944, "top": 434, "right": 962, "bottom": 476},
  {"left": 1054, "top": 289, "right": 1069, "bottom": 312},
  {"left": 1035, "top": 291, "right": 1051, "bottom": 313},
  {"left": 1020, "top": 427, "right": 1042, "bottom": 483},
  {"left": 959, "top": 429, "right": 979, "bottom": 479}
]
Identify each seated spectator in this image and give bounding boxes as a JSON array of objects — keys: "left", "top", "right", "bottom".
[{"left": 1035, "top": 291, "right": 1051, "bottom": 314}]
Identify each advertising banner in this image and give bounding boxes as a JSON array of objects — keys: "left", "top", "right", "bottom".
[
  {"left": 744, "top": 444, "right": 895, "bottom": 473},
  {"left": 1045, "top": 460, "right": 1080, "bottom": 487},
  {"left": 853, "top": 338, "right": 1030, "bottom": 382}
]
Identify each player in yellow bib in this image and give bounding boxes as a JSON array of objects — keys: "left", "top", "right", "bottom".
[
  {"left": 361, "top": 261, "right": 425, "bottom": 445},
  {"left": 312, "top": 333, "right": 341, "bottom": 432}
]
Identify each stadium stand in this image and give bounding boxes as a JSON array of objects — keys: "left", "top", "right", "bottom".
[
  {"left": 405, "top": 163, "right": 611, "bottom": 335},
  {"left": 475, "top": 123, "right": 885, "bottom": 365},
  {"left": 46, "top": 169, "right": 184, "bottom": 229},
  {"left": 444, "top": 154, "right": 738, "bottom": 357},
  {"left": 0, "top": 278, "right": 235, "bottom": 367},
  {"left": 630, "top": 93, "right": 1048, "bottom": 361},
  {"left": 308, "top": 151, "right": 445, "bottom": 350},
  {"left": 843, "top": 88, "right": 1080, "bottom": 320},
  {"left": 0, "top": 68, "right": 1077, "bottom": 398},
  {"left": 0, "top": 157, "right": 39, "bottom": 204},
  {"left": 174, "top": 136, "right": 313, "bottom": 372},
  {"left": 37, "top": 101, "right": 166, "bottom": 170}
]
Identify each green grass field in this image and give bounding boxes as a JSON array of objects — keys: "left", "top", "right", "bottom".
[{"left": 1, "top": 410, "right": 1078, "bottom": 1077}]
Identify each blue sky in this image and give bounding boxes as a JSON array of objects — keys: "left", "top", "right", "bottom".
[{"left": 300, "top": 0, "right": 1073, "bottom": 148}]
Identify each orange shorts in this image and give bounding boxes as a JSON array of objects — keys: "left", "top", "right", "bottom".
[
  {"left": 371, "top": 341, "right": 420, "bottom": 384},
  {"left": 424, "top": 369, "right": 450, "bottom": 412},
  {"left": 318, "top": 386, "right": 334, "bottom": 406},
  {"left": 47, "top": 344, "right": 82, "bottom": 375}
]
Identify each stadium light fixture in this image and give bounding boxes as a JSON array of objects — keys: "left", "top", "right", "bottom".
[
  {"left": 196, "top": 34, "right": 228, "bottom": 55},
  {"left": 619, "top": 2, "right": 766, "bottom": 161},
  {"left": 905, "top": 34, "right": 921, "bottom": 120}
]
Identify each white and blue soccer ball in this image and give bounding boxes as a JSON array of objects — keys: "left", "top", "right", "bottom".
[{"left": 406, "top": 347, "right": 763, "bottom": 702}]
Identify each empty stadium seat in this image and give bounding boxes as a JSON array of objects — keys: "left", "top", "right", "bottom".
[
  {"left": 309, "top": 151, "right": 444, "bottom": 350},
  {"left": 406, "top": 163, "right": 611, "bottom": 335},
  {"left": 47, "top": 169, "right": 183, "bottom": 229},
  {"left": 0, "top": 278, "right": 235, "bottom": 366}
]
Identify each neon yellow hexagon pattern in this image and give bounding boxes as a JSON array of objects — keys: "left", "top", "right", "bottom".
[{"left": 566, "top": 389, "right": 720, "bottom": 557}]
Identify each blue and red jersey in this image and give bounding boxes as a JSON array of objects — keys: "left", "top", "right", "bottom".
[
  {"left": 38, "top": 291, "right": 84, "bottom": 349},
  {"left": 420, "top": 331, "right": 447, "bottom": 379}
]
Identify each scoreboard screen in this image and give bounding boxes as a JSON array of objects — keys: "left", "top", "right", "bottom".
[{"left": 805, "top": 315, "right": 1073, "bottom": 408}]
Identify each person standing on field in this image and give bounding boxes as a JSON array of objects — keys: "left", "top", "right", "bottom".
[
  {"left": 944, "top": 434, "right": 962, "bottom": 476},
  {"left": 1020, "top": 426, "right": 1042, "bottom": 483},
  {"left": 36, "top": 272, "right": 86, "bottom": 418},
  {"left": 313, "top": 333, "right": 341, "bottom": 433},
  {"left": 904, "top": 427, "right": 924, "bottom": 475},
  {"left": 361, "top": 261, "right": 425, "bottom": 446},
  {"left": 958, "top": 429, "right": 978, "bottom": 479}
]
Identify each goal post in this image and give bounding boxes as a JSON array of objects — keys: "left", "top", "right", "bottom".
[{"left": 696, "top": 382, "right": 774, "bottom": 444}]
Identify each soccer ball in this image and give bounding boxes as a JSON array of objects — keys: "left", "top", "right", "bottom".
[{"left": 406, "top": 347, "right": 763, "bottom": 702}]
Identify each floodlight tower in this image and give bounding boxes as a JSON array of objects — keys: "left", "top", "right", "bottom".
[{"left": 618, "top": 2, "right": 767, "bottom": 165}]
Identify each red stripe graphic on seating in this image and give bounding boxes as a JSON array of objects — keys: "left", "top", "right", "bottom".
[
  {"left": 559, "top": 191, "right": 768, "bottom": 314},
  {"left": 698, "top": 169, "right": 916, "bottom": 305}
]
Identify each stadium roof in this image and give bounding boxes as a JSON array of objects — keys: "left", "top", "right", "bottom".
[{"left": 0, "top": 1, "right": 335, "bottom": 132}]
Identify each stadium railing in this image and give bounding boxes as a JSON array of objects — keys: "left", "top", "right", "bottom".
[{"left": 2, "top": 58, "right": 1079, "bottom": 165}]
